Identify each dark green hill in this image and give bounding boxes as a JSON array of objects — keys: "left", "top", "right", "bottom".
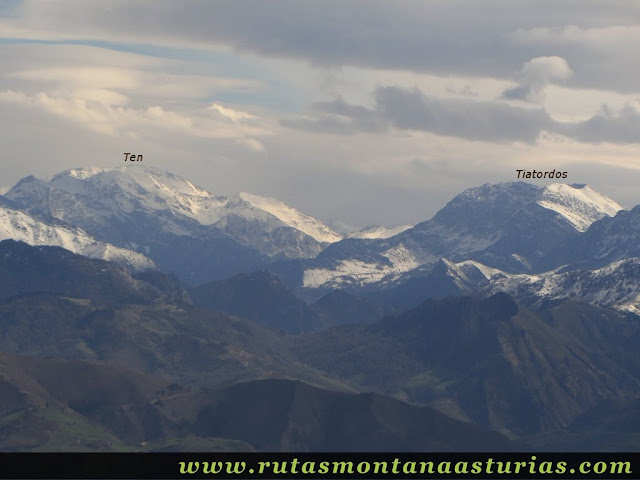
[
  {"left": 169, "top": 378, "right": 512, "bottom": 452},
  {"left": 526, "top": 398, "right": 640, "bottom": 451},
  {"left": 0, "top": 352, "right": 510, "bottom": 451},
  {"left": 293, "top": 294, "right": 640, "bottom": 439},
  {"left": 0, "top": 293, "right": 351, "bottom": 393},
  {"left": 0, "top": 351, "right": 199, "bottom": 451}
]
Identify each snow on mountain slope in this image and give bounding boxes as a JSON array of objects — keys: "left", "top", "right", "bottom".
[
  {"left": 41, "top": 166, "right": 342, "bottom": 245},
  {"left": 456, "top": 260, "right": 511, "bottom": 280},
  {"left": 537, "top": 183, "right": 623, "bottom": 232},
  {"left": 486, "top": 258, "right": 640, "bottom": 314},
  {"left": 46, "top": 166, "right": 228, "bottom": 223},
  {"left": 0, "top": 205, "right": 155, "bottom": 271},
  {"left": 349, "top": 224, "right": 413, "bottom": 239},
  {"left": 303, "top": 243, "right": 425, "bottom": 289},
  {"left": 0, "top": 187, "right": 8, "bottom": 196},
  {"left": 235, "top": 192, "right": 342, "bottom": 243}
]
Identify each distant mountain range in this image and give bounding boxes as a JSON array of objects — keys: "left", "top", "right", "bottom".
[{"left": 3, "top": 164, "right": 640, "bottom": 317}]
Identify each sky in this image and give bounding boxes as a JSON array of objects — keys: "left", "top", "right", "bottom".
[{"left": 1, "top": 1, "right": 639, "bottom": 228}]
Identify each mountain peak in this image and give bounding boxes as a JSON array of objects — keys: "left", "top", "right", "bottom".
[
  {"left": 422, "top": 182, "right": 543, "bottom": 241},
  {"left": 433, "top": 181, "right": 621, "bottom": 233},
  {"left": 452, "top": 181, "right": 541, "bottom": 204},
  {"left": 48, "top": 165, "right": 215, "bottom": 200},
  {"left": 63, "top": 166, "right": 110, "bottom": 180}
]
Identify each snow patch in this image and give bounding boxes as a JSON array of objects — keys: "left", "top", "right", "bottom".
[
  {"left": 0, "top": 205, "right": 155, "bottom": 271},
  {"left": 488, "top": 257, "right": 640, "bottom": 314},
  {"left": 303, "top": 243, "right": 422, "bottom": 288},
  {"left": 537, "top": 183, "right": 623, "bottom": 232},
  {"left": 237, "top": 192, "right": 343, "bottom": 243},
  {"left": 456, "top": 260, "right": 511, "bottom": 280},
  {"left": 350, "top": 224, "right": 413, "bottom": 239}
]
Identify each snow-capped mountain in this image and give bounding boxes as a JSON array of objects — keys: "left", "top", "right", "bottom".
[
  {"left": 0, "top": 187, "right": 8, "bottom": 196},
  {"left": 0, "top": 203, "right": 155, "bottom": 271},
  {"left": 289, "top": 182, "right": 623, "bottom": 291},
  {"left": 5, "top": 165, "right": 342, "bottom": 284},
  {"left": 11, "top": 166, "right": 342, "bottom": 243}
]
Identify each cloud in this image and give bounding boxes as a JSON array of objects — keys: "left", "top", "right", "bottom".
[
  {"left": 283, "top": 86, "right": 553, "bottom": 143},
  {"left": 7, "top": 64, "right": 261, "bottom": 102},
  {"left": 446, "top": 85, "right": 479, "bottom": 97},
  {"left": 508, "top": 24, "right": 640, "bottom": 93},
  {"left": 280, "top": 97, "right": 385, "bottom": 134},
  {"left": 560, "top": 103, "right": 640, "bottom": 144},
  {"left": 502, "top": 56, "right": 573, "bottom": 101},
  {"left": 375, "top": 87, "right": 552, "bottom": 143},
  {"left": 3, "top": 1, "right": 640, "bottom": 93},
  {"left": 236, "top": 137, "right": 266, "bottom": 152},
  {"left": 10, "top": 67, "right": 140, "bottom": 90},
  {"left": 0, "top": 89, "right": 273, "bottom": 147},
  {"left": 0, "top": 43, "right": 271, "bottom": 150},
  {"left": 208, "top": 103, "right": 259, "bottom": 122},
  {"left": 283, "top": 85, "right": 640, "bottom": 146}
]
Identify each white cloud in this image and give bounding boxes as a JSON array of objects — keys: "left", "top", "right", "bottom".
[
  {"left": 208, "top": 104, "right": 259, "bottom": 122},
  {"left": 0, "top": 89, "right": 273, "bottom": 146},
  {"left": 502, "top": 56, "right": 573, "bottom": 102},
  {"left": 236, "top": 138, "right": 266, "bottom": 152},
  {"left": 0, "top": 43, "right": 272, "bottom": 150}
]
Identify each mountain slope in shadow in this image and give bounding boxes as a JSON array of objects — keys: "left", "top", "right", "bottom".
[{"left": 0, "top": 352, "right": 511, "bottom": 451}]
